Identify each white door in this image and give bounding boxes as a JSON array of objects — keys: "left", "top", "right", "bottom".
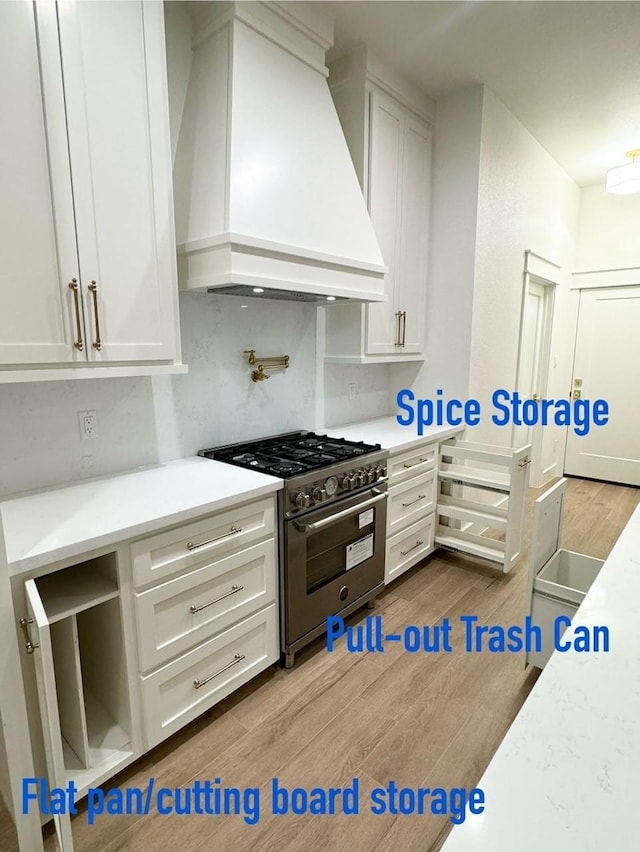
[
  {"left": 564, "top": 285, "right": 640, "bottom": 485},
  {"left": 366, "top": 90, "right": 403, "bottom": 354},
  {"left": 514, "top": 277, "right": 554, "bottom": 485},
  {"left": 25, "top": 580, "right": 74, "bottom": 851},
  {"left": 396, "top": 113, "right": 431, "bottom": 353},
  {"left": 58, "top": 0, "right": 178, "bottom": 363},
  {"left": 0, "top": 2, "right": 79, "bottom": 365}
]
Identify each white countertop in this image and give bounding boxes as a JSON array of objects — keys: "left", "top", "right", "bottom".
[
  {"left": 1, "top": 458, "right": 282, "bottom": 576},
  {"left": 442, "top": 502, "right": 640, "bottom": 851},
  {"left": 327, "top": 416, "right": 463, "bottom": 452}
]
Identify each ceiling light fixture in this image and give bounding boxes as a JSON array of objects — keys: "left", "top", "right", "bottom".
[
  {"left": 252, "top": 287, "right": 264, "bottom": 294},
  {"left": 606, "top": 150, "right": 640, "bottom": 195},
  {"left": 326, "top": 296, "right": 336, "bottom": 301}
]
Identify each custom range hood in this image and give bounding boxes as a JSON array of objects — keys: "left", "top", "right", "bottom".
[{"left": 173, "top": 1, "right": 386, "bottom": 303}]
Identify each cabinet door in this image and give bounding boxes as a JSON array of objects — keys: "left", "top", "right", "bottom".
[
  {"left": 397, "top": 114, "right": 431, "bottom": 353},
  {"left": 366, "top": 90, "right": 403, "bottom": 355},
  {"left": 25, "top": 580, "right": 74, "bottom": 852},
  {"left": 0, "top": 3, "right": 80, "bottom": 365},
  {"left": 58, "top": 0, "right": 178, "bottom": 363}
]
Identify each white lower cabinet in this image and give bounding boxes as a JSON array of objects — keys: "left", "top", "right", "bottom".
[
  {"left": 20, "top": 493, "right": 279, "bottom": 851},
  {"left": 140, "top": 604, "right": 278, "bottom": 748},
  {"left": 436, "top": 438, "right": 531, "bottom": 572},
  {"left": 386, "top": 515, "right": 435, "bottom": 585},
  {"left": 527, "top": 479, "right": 603, "bottom": 668},
  {"left": 383, "top": 434, "right": 531, "bottom": 584},
  {"left": 387, "top": 470, "right": 436, "bottom": 536},
  {"left": 134, "top": 539, "right": 277, "bottom": 673},
  {"left": 384, "top": 440, "right": 438, "bottom": 584},
  {"left": 130, "top": 495, "right": 279, "bottom": 750},
  {"left": 24, "top": 555, "right": 133, "bottom": 851}
]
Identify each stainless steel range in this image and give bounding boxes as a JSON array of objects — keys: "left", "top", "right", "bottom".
[{"left": 199, "top": 432, "right": 388, "bottom": 667}]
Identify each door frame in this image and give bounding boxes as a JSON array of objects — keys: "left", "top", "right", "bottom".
[
  {"left": 564, "top": 274, "right": 640, "bottom": 485},
  {"left": 514, "top": 250, "right": 560, "bottom": 487}
]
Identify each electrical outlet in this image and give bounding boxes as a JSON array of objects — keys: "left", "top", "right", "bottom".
[
  {"left": 79, "top": 410, "right": 97, "bottom": 440},
  {"left": 348, "top": 383, "right": 357, "bottom": 401}
]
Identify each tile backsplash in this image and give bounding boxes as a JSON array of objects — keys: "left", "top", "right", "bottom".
[{"left": 0, "top": 292, "right": 392, "bottom": 497}]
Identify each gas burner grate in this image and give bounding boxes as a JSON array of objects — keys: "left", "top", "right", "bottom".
[
  {"left": 198, "top": 431, "right": 383, "bottom": 479},
  {"left": 269, "top": 462, "right": 305, "bottom": 475}
]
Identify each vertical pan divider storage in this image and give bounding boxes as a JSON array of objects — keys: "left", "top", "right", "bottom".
[
  {"left": 435, "top": 439, "right": 531, "bottom": 572},
  {"left": 25, "top": 554, "right": 133, "bottom": 803}
]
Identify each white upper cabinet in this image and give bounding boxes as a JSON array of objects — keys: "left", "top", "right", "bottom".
[
  {"left": 0, "top": 2, "right": 77, "bottom": 366},
  {"left": 324, "top": 48, "right": 434, "bottom": 363},
  {"left": 0, "top": 1, "right": 182, "bottom": 380}
]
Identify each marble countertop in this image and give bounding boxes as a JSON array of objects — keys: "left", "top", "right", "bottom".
[
  {"left": 441, "top": 502, "right": 640, "bottom": 851},
  {"left": 327, "top": 416, "right": 463, "bottom": 452},
  {"left": 1, "top": 418, "right": 460, "bottom": 576},
  {"left": 1, "top": 458, "right": 282, "bottom": 576}
]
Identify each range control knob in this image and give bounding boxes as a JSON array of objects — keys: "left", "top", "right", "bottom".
[
  {"left": 355, "top": 471, "right": 366, "bottom": 487},
  {"left": 312, "top": 487, "right": 327, "bottom": 502},
  {"left": 341, "top": 475, "right": 355, "bottom": 491},
  {"left": 295, "top": 492, "right": 310, "bottom": 509},
  {"left": 366, "top": 468, "right": 376, "bottom": 484}
]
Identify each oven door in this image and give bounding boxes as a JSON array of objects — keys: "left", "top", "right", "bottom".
[{"left": 283, "top": 484, "right": 387, "bottom": 646}]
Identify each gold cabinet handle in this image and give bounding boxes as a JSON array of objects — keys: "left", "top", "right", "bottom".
[
  {"left": 402, "top": 495, "right": 426, "bottom": 508},
  {"left": 68, "top": 279, "right": 84, "bottom": 351},
  {"left": 400, "top": 540, "right": 424, "bottom": 557},
  {"left": 19, "top": 617, "right": 39, "bottom": 655},
  {"left": 88, "top": 281, "right": 102, "bottom": 350},
  {"left": 403, "top": 457, "right": 429, "bottom": 469},
  {"left": 193, "top": 653, "right": 245, "bottom": 689},
  {"left": 186, "top": 526, "right": 242, "bottom": 551},
  {"left": 190, "top": 584, "right": 244, "bottom": 614}
]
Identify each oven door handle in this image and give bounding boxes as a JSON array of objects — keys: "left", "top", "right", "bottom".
[{"left": 293, "top": 490, "right": 387, "bottom": 532}]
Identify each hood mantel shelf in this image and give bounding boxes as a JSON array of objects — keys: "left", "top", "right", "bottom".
[{"left": 172, "top": 1, "right": 386, "bottom": 303}]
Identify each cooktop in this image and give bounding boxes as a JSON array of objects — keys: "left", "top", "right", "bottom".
[{"left": 198, "top": 431, "right": 383, "bottom": 478}]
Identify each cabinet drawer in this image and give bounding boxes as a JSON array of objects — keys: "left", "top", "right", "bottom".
[
  {"left": 130, "top": 497, "right": 275, "bottom": 588},
  {"left": 385, "top": 514, "right": 435, "bottom": 585},
  {"left": 388, "top": 470, "right": 436, "bottom": 535},
  {"left": 140, "top": 604, "right": 278, "bottom": 749},
  {"left": 134, "top": 539, "right": 277, "bottom": 673},
  {"left": 387, "top": 443, "right": 437, "bottom": 486}
]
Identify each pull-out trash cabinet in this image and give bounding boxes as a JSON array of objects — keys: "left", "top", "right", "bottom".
[{"left": 527, "top": 478, "right": 604, "bottom": 668}]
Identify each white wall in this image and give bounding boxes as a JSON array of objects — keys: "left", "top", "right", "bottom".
[
  {"left": 0, "top": 293, "right": 318, "bottom": 498},
  {"left": 576, "top": 184, "right": 640, "bottom": 271},
  {"left": 467, "top": 88, "right": 580, "bottom": 479}
]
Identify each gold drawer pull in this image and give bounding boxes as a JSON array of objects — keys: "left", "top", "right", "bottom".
[
  {"left": 68, "top": 279, "right": 84, "bottom": 351},
  {"left": 187, "top": 526, "right": 241, "bottom": 551},
  {"left": 193, "top": 653, "right": 245, "bottom": 689},
  {"left": 402, "top": 495, "right": 426, "bottom": 508},
  {"left": 394, "top": 310, "right": 403, "bottom": 347},
  {"left": 400, "top": 540, "right": 424, "bottom": 557},
  {"left": 19, "top": 617, "right": 39, "bottom": 655},
  {"left": 403, "top": 457, "right": 429, "bottom": 469},
  {"left": 88, "top": 281, "right": 102, "bottom": 351},
  {"left": 190, "top": 584, "right": 244, "bottom": 614}
]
